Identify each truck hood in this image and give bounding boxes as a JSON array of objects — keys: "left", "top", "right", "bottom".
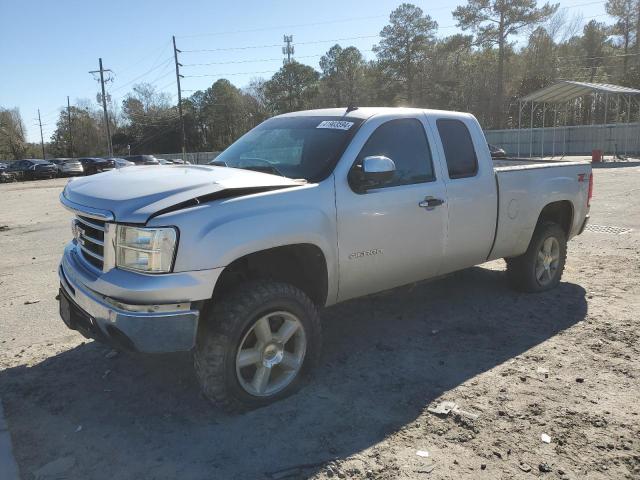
[{"left": 62, "top": 165, "right": 301, "bottom": 223}]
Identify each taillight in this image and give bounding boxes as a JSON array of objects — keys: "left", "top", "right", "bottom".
[{"left": 587, "top": 173, "right": 593, "bottom": 207}]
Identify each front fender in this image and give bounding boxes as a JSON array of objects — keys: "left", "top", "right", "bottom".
[
  {"left": 149, "top": 181, "right": 339, "bottom": 304},
  {"left": 197, "top": 206, "right": 334, "bottom": 269}
]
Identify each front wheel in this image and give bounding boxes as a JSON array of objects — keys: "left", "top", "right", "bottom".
[
  {"left": 506, "top": 222, "right": 567, "bottom": 292},
  {"left": 194, "top": 280, "right": 322, "bottom": 411}
]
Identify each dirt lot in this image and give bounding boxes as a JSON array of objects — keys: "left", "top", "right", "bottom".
[{"left": 0, "top": 165, "right": 639, "bottom": 480}]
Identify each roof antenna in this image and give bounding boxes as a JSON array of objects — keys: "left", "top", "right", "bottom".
[{"left": 345, "top": 104, "right": 358, "bottom": 114}]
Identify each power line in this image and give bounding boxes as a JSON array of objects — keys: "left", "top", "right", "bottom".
[
  {"left": 183, "top": 70, "right": 278, "bottom": 78},
  {"left": 113, "top": 40, "right": 173, "bottom": 80},
  {"left": 126, "top": 110, "right": 181, "bottom": 121},
  {"left": 182, "top": 43, "right": 281, "bottom": 53},
  {"left": 174, "top": 1, "right": 606, "bottom": 39},
  {"left": 176, "top": 15, "right": 389, "bottom": 39},
  {"left": 181, "top": 54, "right": 323, "bottom": 67},
  {"left": 132, "top": 122, "right": 180, "bottom": 150},
  {"left": 156, "top": 79, "right": 179, "bottom": 93},
  {"left": 181, "top": 49, "right": 375, "bottom": 68},
  {"left": 182, "top": 34, "right": 380, "bottom": 53},
  {"left": 178, "top": 51, "right": 632, "bottom": 81},
  {"left": 110, "top": 57, "right": 173, "bottom": 94},
  {"left": 177, "top": 3, "right": 609, "bottom": 57},
  {"left": 146, "top": 68, "right": 175, "bottom": 87}
]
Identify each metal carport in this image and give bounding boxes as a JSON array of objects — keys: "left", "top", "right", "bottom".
[{"left": 516, "top": 81, "right": 640, "bottom": 158}]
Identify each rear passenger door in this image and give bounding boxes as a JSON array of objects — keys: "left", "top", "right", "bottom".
[{"left": 431, "top": 116, "right": 497, "bottom": 273}]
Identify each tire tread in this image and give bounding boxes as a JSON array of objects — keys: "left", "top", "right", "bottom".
[
  {"left": 194, "top": 280, "right": 321, "bottom": 412},
  {"left": 506, "top": 221, "right": 567, "bottom": 293}
]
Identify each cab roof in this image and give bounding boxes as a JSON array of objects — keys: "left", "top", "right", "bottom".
[{"left": 274, "top": 107, "right": 473, "bottom": 121}]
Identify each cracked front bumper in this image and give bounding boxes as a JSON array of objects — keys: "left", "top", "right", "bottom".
[{"left": 58, "top": 243, "right": 223, "bottom": 353}]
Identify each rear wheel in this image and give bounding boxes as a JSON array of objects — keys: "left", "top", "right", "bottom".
[
  {"left": 506, "top": 222, "right": 567, "bottom": 292},
  {"left": 194, "top": 280, "right": 321, "bottom": 411}
]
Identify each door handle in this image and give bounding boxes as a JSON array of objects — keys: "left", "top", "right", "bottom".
[{"left": 418, "top": 196, "right": 445, "bottom": 209}]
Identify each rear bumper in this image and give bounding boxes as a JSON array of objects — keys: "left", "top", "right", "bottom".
[
  {"left": 61, "top": 168, "right": 84, "bottom": 175},
  {"left": 578, "top": 214, "right": 590, "bottom": 235},
  {"left": 58, "top": 243, "right": 223, "bottom": 353}
]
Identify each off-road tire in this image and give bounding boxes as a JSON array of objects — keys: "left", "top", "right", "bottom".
[
  {"left": 194, "top": 280, "right": 322, "bottom": 411},
  {"left": 506, "top": 222, "right": 567, "bottom": 292}
]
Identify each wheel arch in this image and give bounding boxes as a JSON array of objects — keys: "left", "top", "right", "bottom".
[
  {"left": 211, "top": 243, "right": 329, "bottom": 307},
  {"left": 536, "top": 200, "right": 574, "bottom": 238}
]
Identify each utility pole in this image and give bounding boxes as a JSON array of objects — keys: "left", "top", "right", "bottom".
[
  {"left": 67, "top": 96, "right": 74, "bottom": 158},
  {"left": 37, "top": 109, "right": 46, "bottom": 159},
  {"left": 173, "top": 36, "right": 187, "bottom": 159},
  {"left": 283, "top": 35, "right": 294, "bottom": 111},
  {"left": 89, "top": 58, "right": 113, "bottom": 156}
]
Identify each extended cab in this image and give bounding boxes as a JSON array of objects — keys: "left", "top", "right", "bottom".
[{"left": 58, "top": 107, "right": 592, "bottom": 409}]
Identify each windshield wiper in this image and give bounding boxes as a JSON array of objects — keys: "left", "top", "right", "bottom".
[
  {"left": 240, "top": 164, "right": 286, "bottom": 177},
  {"left": 210, "top": 157, "right": 287, "bottom": 178}
]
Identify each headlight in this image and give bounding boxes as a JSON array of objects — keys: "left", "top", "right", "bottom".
[{"left": 115, "top": 225, "right": 177, "bottom": 273}]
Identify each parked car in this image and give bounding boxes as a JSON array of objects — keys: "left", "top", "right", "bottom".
[
  {"left": 123, "top": 155, "right": 160, "bottom": 165},
  {"left": 7, "top": 159, "right": 58, "bottom": 180},
  {"left": 111, "top": 158, "right": 134, "bottom": 169},
  {"left": 50, "top": 158, "right": 84, "bottom": 176},
  {"left": 49, "top": 158, "right": 68, "bottom": 175},
  {"left": 489, "top": 143, "right": 507, "bottom": 158},
  {"left": 58, "top": 107, "right": 592, "bottom": 410},
  {"left": 61, "top": 159, "right": 84, "bottom": 176},
  {"left": 158, "top": 158, "right": 175, "bottom": 165},
  {"left": 0, "top": 171, "right": 17, "bottom": 183},
  {"left": 79, "top": 157, "right": 115, "bottom": 175}
]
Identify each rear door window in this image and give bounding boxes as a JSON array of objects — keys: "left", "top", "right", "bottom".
[{"left": 436, "top": 119, "right": 478, "bottom": 179}]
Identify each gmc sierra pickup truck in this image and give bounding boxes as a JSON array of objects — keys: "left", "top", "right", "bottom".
[{"left": 58, "top": 107, "right": 592, "bottom": 409}]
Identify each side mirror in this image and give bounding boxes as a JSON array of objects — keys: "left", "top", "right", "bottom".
[{"left": 350, "top": 156, "right": 396, "bottom": 192}]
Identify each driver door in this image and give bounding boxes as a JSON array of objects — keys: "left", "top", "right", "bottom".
[{"left": 335, "top": 115, "right": 448, "bottom": 302}]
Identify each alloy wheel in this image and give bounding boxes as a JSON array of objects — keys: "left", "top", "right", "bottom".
[
  {"left": 535, "top": 236, "right": 560, "bottom": 286},
  {"left": 235, "top": 311, "right": 306, "bottom": 397}
]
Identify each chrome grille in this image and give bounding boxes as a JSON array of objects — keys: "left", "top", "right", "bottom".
[{"left": 75, "top": 215, "right": 105, "bottom": 270}]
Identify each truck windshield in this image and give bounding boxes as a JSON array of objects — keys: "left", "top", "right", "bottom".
[{"left": 211, "top": 116, "right": 363, "bottom": 181}]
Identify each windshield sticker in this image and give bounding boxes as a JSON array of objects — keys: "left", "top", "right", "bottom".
[{"left": 316, "top": 120, "right": 354, "bottom": 130}]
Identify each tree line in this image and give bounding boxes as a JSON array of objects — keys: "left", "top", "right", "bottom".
[{"left": 2, "top": 1, "right": 640, "bottom": 160}]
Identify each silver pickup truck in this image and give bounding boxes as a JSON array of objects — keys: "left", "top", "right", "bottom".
[{"left": 58, "top": 107, "right": 592, "bottom": 409}]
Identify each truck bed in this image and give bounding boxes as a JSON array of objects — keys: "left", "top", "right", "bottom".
[
  {"left": 493, "top": 157, "right": 590, "bottom": 171},
  {"left": 488, "top": 158, "right": 591, "bottom": 262}
]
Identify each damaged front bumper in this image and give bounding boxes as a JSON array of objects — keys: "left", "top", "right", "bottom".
[{"left": 58, "top": 243, "right": 222, "bottom": 353}]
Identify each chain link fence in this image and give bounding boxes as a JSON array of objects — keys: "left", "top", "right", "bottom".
[{"left": 154, "top": 152, "right": 220, "bottom": 164}]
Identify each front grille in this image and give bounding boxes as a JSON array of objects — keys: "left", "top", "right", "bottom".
[{"left": 76, "top": 215, "right": 105, "bottom": 270}]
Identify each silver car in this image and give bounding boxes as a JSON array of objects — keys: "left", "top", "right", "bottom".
[
  {"left": 60, "top": 159, "right": 84, "bottom": 176},
  {"left": 111, "top": 158, "right": 134, "bottom": 169}
]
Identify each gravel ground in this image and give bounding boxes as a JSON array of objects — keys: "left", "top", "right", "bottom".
[{"left": 0, "top": 165, "right": 638, "bottom": 480}]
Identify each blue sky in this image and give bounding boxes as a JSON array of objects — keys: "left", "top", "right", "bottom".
[{"left": 0, "top": 0, "right": 610, "bottom": 142}]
